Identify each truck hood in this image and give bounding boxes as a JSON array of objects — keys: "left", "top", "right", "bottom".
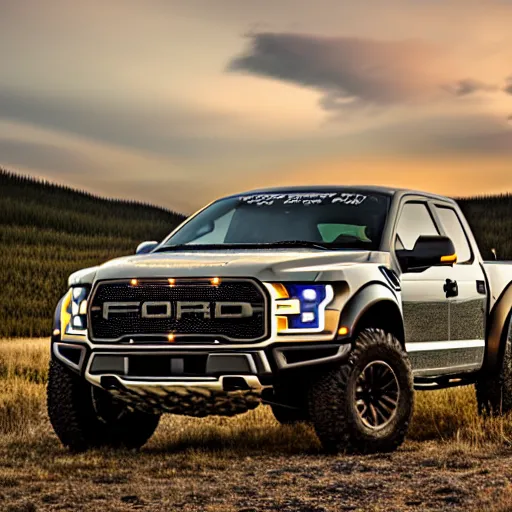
[{"left": 76, "top": 249, "right": 388, "bottom": 284}]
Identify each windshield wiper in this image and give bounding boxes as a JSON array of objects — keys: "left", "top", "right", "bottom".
[
  {"left": 154, "top": 244, "right": 237, "bottom": 252},
  {"left": 266, "top": 240, "right": 331, "bottom": 250},
  {"left": 154, "top": 241, "right": 332, "bottom": 252}
]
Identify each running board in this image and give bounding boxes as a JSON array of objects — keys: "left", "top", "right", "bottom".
[{"left": 414, "top": 373, "right": 478, "bottom": 390}]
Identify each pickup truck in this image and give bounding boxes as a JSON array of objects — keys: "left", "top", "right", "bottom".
[{"left": 48, "top": 186, "right": 512, "bottom": 453}]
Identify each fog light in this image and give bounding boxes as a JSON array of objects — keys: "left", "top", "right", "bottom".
[{"left": 168, "top": 334, "right": 175, "bottom": 342}]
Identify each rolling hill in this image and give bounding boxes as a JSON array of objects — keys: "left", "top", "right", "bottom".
[
  {"left": 0, "top": 168, "right": 511, "bottom": 337},
  {"left": 0, "top": 169, "right": 185, "bottom": 337}
]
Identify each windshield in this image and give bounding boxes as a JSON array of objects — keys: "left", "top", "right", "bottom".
[{"left": 160, "top": 191, "right": 390, "bottom": 251}]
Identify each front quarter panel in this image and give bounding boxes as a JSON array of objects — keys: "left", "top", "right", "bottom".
[{"left": 337, "top": 281, "right": 403, "bottom": 342}]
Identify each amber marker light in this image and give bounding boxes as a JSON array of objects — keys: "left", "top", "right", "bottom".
[
  {"left": 270, "top": 283, "right": 289, "bottom": 299},
  {"left": 130, "top": 279, "right": 138, "bottom": 286},
  {"left": 441, "top": 253, "right": 457, "bottom": 264},
  {"left": 211, "top": 277, "right": 221, "bottom": 286},
  {"left": 338, "top": 326, "right": 349, "bottom": 336},
  {"left": 168, "top": 278, "right": 176, "bottom": 286},
  {"left": 277, "top": 316, "right": 289, "bottom": 332},
  {"left": 167, "top": 334, "right": 175, "bottom": 342}
]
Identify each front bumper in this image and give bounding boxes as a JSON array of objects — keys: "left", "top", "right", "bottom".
[
  {"left": 52, "top": 277, "right": 351, "bottom": 416},
  {"left": 52, "top": 338, "right": 350, "bottom": 415}
]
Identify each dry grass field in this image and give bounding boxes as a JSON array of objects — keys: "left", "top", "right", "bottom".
[{"left": 2, "top": 340, "right": 512, "bottom": 511}]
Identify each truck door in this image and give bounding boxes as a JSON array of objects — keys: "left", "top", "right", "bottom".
[
  {"left": 433, "top": 205, "right": 486, "bottom": 371},
  {"left": 395, "top": 201, "right": 451, "bottom": 374}
]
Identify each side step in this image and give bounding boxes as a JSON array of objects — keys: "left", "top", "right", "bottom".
[{"left": 414, "top": 373, "right": 478, "bottom": 390}]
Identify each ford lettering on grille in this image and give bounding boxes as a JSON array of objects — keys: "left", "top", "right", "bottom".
[
  {"left": 103, "top": 301, "right": 257, "bottom": 320},
  {"left": 89, "top": 279, "right": 268, "bottom": 343}
]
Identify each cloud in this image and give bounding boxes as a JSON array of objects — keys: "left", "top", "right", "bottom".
[
  {"left": 505, "top": 77, "right": 512, "bottom": 95},
  {"left": 228, "top": 32, "right": 500, "bottom": 111},
  {"left": 0, "top": 139, "right": 95, "bottom": 176},
  {"left": 0, "top": 88, "right": 244, "bottom": 159},
  {"left": 445, "top": 78, "right": 497, "bottom": 97}
]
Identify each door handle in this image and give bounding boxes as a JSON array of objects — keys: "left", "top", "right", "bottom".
[{"left": 443, "top": 279, "right": 458, "bottom": 298}]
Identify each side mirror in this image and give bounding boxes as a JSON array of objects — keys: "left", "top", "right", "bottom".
[
  {"left": 135, "top": 241, "right": 159, "bottom": 255},
  {"left": 396, "top": 235, "right": 457, "bottom": 273}
]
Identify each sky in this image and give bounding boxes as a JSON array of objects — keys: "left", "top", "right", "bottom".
[{"left": 1, "top": 0, "right": 512, "bottom": 213}]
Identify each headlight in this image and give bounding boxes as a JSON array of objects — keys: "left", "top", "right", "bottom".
[
  {"left": 270, "top": 283, "right": 334, "bottom": 333},
  {"left": 61, "top": 286, "right": 89, "bottom": 336}
]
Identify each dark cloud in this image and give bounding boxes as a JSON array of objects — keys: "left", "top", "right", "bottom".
[
  {"left": 445, "top": 78, "right": 497, "bottom": 96},
  {"left": 0, "top": 88, "right": 241, "bottom": 159},
  {"left": 505, "top": 77, "right": 512, "bottom": 95},
  {"left": 228, "top": 32, "right": 503, "bottom": 111}
]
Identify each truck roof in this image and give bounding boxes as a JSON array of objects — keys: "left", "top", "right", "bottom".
[{"left": 229, "top": 185, "right": 456, "bottom": 204}]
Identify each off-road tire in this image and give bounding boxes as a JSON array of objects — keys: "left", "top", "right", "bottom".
[
  {"left": 476, "top": 319, "right": 512, "bottom": 416},
  {"left": 47, "top": 359, "right": 160, "bottom": 452},
  {"left": 308, "top": 328, "right": 414, "bottom": 454}
]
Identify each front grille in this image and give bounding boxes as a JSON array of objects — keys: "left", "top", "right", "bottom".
[{"left": 89, "top": 278, "right": 268, "bottom": 343}]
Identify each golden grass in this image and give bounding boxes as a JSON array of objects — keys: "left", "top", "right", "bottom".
[
  {"left": 0, "top": 338, "right": 49, "bottom": 383},
  {"left": 4, "top": 339, "right": 512, "bottom": 511},
  {"left": 2, "top": 337, "right": 512, "bottom": 452}
]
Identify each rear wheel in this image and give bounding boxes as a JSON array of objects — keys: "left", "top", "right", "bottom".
[
  {"left": 47, "top": 359, "right": 160, "bottom": 452},
  {"left": 476, "top": 320, "right": 512, "bottom": 416},
  {"left": 308, "top": 328, "right": 414, "bottom": 454}
]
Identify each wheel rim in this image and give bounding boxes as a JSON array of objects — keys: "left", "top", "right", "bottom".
[{"left": 355, "top": 360, "right": 400, "bottom": 430}]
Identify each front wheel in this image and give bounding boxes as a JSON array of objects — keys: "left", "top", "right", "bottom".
[
  {"left": 47, "top": 360, "right": 160, "bottom": 452},
  {"left": 308, "top": 328, "right": 414, "bottom": 454}
]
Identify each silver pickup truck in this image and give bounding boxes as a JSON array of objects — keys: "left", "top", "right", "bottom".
[{"left": 48, "top": 186, "right": 512, "bottom": 453}]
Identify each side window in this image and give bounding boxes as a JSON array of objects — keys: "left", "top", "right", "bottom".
[
  {"left": 395, "top": 203, "right": 438, "bottom": 250},
  {"left": 434, "top": 206, "right": 472, "bottom": 263}
]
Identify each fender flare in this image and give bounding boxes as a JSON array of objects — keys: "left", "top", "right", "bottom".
[
  {"left": 338, "top": 282, "right": 404, "bottom": 344},
  {"left": 482, "top": 283, "right": 512, "bottom": 375}
]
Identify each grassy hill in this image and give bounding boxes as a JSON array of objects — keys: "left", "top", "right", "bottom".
[
  {"left": 0, "top": 169, "right": 185, "bottom": 337},
  {"left": 458, "top": 194, "right": 512, "bottom": 262},
  {"left": 0, "top": 169, "right": 511, "bottom": 337}
]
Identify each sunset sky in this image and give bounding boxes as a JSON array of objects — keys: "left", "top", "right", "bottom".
[{"left": 1, "top": 0, "right": 512, "bottom": 213}]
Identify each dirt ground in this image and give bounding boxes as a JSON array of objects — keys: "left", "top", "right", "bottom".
[
  {"left": 2, "top": 414, "right": 512, "bottom": 512},
  {"left": 2, "top": 339, "right": 512, "bottom": 512}
]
